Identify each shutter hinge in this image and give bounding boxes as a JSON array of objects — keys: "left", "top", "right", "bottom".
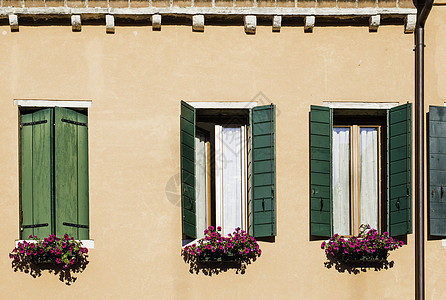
[
  {"left": 19, "top": 210, "right": 23, "bottom": 230},
  {"left": 22, "top": 223, "right": 48, "bottom": 229},
  {"left": 61, "top": 118, "right": 88, "bottom": 127},
  {"left": 63, "top": 222, "right": 89, "bottom": 229},
  {"left": 20, "top": 120, "right": 47, "bottom": 128}
]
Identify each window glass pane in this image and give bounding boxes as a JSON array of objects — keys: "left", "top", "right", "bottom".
[
  {"left": 360, "top": 127, "right": 379, "bottom": 230},
  {"left": 195, "top": 133, "right": 208, "bottom": 239},
  {"left": 221, "top": 126, "right": 243, "bottom": 235},
  {"left": 332, "top": 127, "right": 351, "bottom": 235}
]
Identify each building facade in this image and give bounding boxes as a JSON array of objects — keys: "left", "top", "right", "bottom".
[{"left": 1, "top": 0, "right": 446, "bottom": 298}]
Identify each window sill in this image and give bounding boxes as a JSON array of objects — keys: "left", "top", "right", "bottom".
[
  {"left": 182, "top": 238, "right": 200, "bottom": 248},
  {"left": 15, "top": 239, "right": 94, "bottom": 249}
]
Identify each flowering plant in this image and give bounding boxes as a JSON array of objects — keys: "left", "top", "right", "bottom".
[
  {"left": 182, "top": 226, "right": 261, "bottom": 273},
  {"left": 321, "top": 224, "right": 404, "bottom": 262},
  {"left": 10, "top": 234, "right": 88, "bottom": 269}
]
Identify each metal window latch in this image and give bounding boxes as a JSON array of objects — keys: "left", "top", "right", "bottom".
[
  {"left": 441, "top": 185, "right": 444, "bottom": 199},
  {"left": 396, "top": 198, "right": 400, "bottom": 211},
  {"left": 320, "top": 197, "right": 323, "bottom": 211}
]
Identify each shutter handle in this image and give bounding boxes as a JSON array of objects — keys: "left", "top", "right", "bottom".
[
  {"left": 262, "top": 198, "right": 265, "bottom": 212},
  {"left": 432, "top": 189, "right": 435, "bottom": 198},
  {"left": 320, "top": 197, "right": 323, "bottom": 211},
  {"left": 312, "top": 189, "right": 315, "bottom": 195},
  {"left": 396, "top": 198, "right": 400, "bottom": 211},
  {"left": 441, "top": 186, "right": 444, "bottom": 199}
]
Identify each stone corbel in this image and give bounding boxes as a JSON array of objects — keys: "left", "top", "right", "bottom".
[
  {"left": 244, "top": 15, "right": 256, "bottom": 34},
  {"left": 106, "top": 15, "right": 115, "bottom": 34},
  {"left": 71, "top": 15, "right": 81, "bottom": 32},
  {"left": 192, "top": 15, "right": 204, "bottom": 32},
  {"left": 369, "top": 15, "right": 380, "bottom": 32},
  {"left": 304, "top": 16, "right": 315, "bottom": 33},
  {"left": 152, "top": 14, "right": 162, "bottom": 31},
  {"left": 9, "top": 14, "right": 18, "bottom": 32},
  {"left": 272, "top": 15, "right": 281, "bottom": 32},
  {"left": 405, "top": 14, "right": 417, "bottom": 33}
]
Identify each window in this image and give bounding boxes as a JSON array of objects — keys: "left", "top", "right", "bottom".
[
  {"left": 180, "top": 101, "right": 276, "bottom": 240},
  {"left": 429, "top": 105, "right": 446, "bottom": 236},
  {"left": 310, "top": 104, "right": 412, "bottom": 238},
  {"left": 20, "top": 107, "right": 89, "bottom": 240}
]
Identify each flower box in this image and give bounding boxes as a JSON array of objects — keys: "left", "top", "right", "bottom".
[
  {"left": 197, "top": 250, "right": 241, "bottom": 263},
  {"left": 182, "top": 226, "right": 261, "bottom": 273},
  {"left": 10, "top": 234, "right": 88, "bottom": 269},
  {"left": 321, "top": 224, "right": 404, "bottom": 268}
]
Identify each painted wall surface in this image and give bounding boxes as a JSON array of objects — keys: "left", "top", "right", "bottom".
[
  {"left": 0, "top": 9, "right": 445, "bottom": 299},
  {"left": 424, "top": 5, "right": 446, "bottom": 300}
]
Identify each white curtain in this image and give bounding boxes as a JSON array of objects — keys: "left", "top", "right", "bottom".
[
  {"left": 215, "top": 126, "right": 243, "bottom": 236},
  {"left": 332, "top": 127, "right": 351, "bottom": 235},
  {"left": 360, "top": 128, "right": 379, "bottom": 230},
  {"left": 195, "top": 134, "right": 208, "bottom": 239}
]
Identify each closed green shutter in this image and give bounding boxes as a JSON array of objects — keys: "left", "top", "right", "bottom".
[
  {"left": 388, "top": 103, "right": 412, "bottom": 236},
  {"left": 181, "top": 101, "right": 196, "bottom": 239},
  {"left": 251, "top": 104, "right": 276, "bottom": 238},
  {"left": 429, "top": 106, "right": 446, "bottom": 236},
  {"left": 20, "top": 108, "right": 54, "bottom": 239},
  {"left": 310, "top": 105, "right": 332, "bottom": 238},
  {"left": 55, "top": 107, "right": 89, "bottom": 240}
]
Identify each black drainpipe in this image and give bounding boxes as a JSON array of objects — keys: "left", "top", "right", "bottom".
[{"left": 414, "top": 0, "right": 433, "bottom": 299}]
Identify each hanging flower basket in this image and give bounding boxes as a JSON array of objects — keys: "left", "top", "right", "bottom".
[{"left": 321, "top": 224, "right": 404, "bottom": 268}]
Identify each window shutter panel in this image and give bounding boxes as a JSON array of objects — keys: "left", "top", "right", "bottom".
[
  {"left": 55, "top": 107, "right": 89, "bottom": 240},
  {"left": 310, "top": 105, "right": 332, "bottom": 238},
  {"left": 388, "top": 103, "right": 412, "bottom": 236},
  {"left": 181, "top": 101, "right": 196, "bottom": 239},
  {"left": 428, "top": 106, "right": 446, "bottom": 236},
  {"left": 250, "top": 104, "right": 276, "bottom": 238},
  {"left": 21, "top": 108, "right": 54, "bottom": 239}
]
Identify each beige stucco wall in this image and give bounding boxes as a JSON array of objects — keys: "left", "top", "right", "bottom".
[
  {"left": 0, "top": 10, "right": 445, "bottom": 299},
  {"left": 424, "top": 4, "right": 446, "bottom": 300}
]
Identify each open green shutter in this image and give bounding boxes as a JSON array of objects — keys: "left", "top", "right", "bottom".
[
  {"left": 310, "top": 105, "right": 332, "bottom": 238},
  {"left": 181, "top": 101, "right": 196, "bottom": 239},
  {"left": 388, "top": 103, "right": 412, "bottom": 236},
  {"left": 429, "top": 106, "right": 446, "bottom": 236},
  {"left": 55, "top": 107, "right": 89, "bottom": 240},
  {"left": 21, "top": 108, "right": 54, "bottom": 239},
  {"left": 251, "top": 104, "right": 276, "bottom": 238}
]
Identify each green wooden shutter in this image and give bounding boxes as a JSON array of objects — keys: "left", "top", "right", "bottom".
[
  {"left": 55, "top": 107, "right": 89, "bottom": 240},
  {"left": 181, "top": 101, "right": 196, "bottom": 239},
  {"left": 310, "top": 105, "right": 332, "bottom": 238},
  {"left": 21, "top": 108, "right": 54, "bottom": 239},
  {"left": 251, "top": 104, "right": 276, "bottom": 238},
  {"left": 428, "top": 106, "right": 446, "bottom": 236},
  {"left": 388, "top": 103, "right": 412, "bottom": 236}
]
